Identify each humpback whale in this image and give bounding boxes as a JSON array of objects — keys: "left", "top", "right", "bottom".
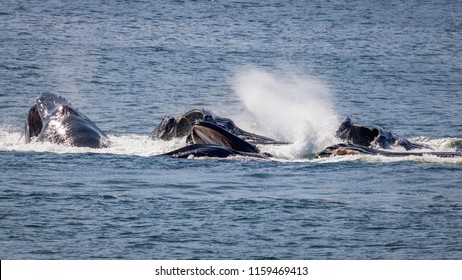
[
  {"left": 335, "top": 117, "right": 426, "bottom": 150},
  {"left": 150, "top": 109, "right": 288, "bottom": 158},
  {"left": 161, "top": 121, "right": 269, "bottom": 158},
  {"left": 152, "top": 109, "right": 288, "bottom": 158},
  {"left": 25, "top": 93, "right": 110, "bottom": 148},
  {"left": 151, "top": 109, "right": 288, "bottom": 145},
  {"left": 317, "top": 118, "right": 461, "bottom": 158}
]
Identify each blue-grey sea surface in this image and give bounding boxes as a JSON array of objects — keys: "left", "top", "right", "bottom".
[{"left": 1, "top": 0, "right": 461, "bottom": 259}]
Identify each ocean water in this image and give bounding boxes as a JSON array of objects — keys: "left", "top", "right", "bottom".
[{"left": 1, "top": 0, "right": 461, "bottom": 259}]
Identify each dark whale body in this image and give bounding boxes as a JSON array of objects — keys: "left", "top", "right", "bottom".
[
  {"left": 335, "top": 117, "right": 426, "bottom": 150},
  {"left": 160, "top": 121, "right": 269, "bottom": 158},
  {"left": 152, "top": 109, "right": 286, "bottom": 158},
  {"left": 25, "top": 93, "right": 110, "bottom": 148},
  {"left": 318, "top": 118, "right": 461, "bottom": 158},
  {"left": 162, "top": 144, "right": 267, "bottom": 159}
]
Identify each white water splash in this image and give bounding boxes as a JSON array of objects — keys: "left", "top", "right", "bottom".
[{"left": 232, "top": 67, "right": 340, "bottom": 158}]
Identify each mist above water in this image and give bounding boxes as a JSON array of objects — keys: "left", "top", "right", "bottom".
[{"left": 232, "top": 68, "right": 340, "bottom": 158}]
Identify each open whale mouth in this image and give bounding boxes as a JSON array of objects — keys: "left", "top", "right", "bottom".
[
  {"left": 25, "top": 103, "right": 75, "bottom": 143},
  {"left": 25, "top": 105, "right": 43, "bottom": 143},
  {"left": 25, "top": 93, "right": 71, "bottom": 143},
  {"left": 192, "top": 126, "right": 231, "bottom": 147},
  {"left": 190, "top": 121, "right": 260, "bottom": 153}
]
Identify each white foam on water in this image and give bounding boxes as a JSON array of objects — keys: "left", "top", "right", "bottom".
[
  {"left": 1, "top": 127, "right": 461, "bottom": 164},
  {"left": 410, "top": 136, "right": 462, "bottom": 151},
  {"left": 0, "top": 129, "right": 183, "bottom": 157},
  {"left": 101, "top": 134, "right": 184, "bottom": 156},
  {"left": 310, "top": 139, "right": 462, "bottom": 165}
]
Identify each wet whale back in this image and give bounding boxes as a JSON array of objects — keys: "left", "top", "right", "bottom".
[{"left": 41, "top": 112, "right": 110, "bottom": 148}]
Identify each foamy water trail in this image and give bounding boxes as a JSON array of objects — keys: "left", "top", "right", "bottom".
[
  {"left": 1, "top": 128, "right": 461, "bottom": 164},
  {"left": 311, "top": 136, "right": 462, "bottom": 165},
  {"left": 232, "top": 68, "right": 340, "bottom": 158},
  {"left": 0, "top": 130, "right": 183, "bottom": 157}
]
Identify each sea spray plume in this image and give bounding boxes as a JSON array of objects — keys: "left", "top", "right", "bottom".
[{"left": 233, "top": 68, "right": 339, "bottom": 158}]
